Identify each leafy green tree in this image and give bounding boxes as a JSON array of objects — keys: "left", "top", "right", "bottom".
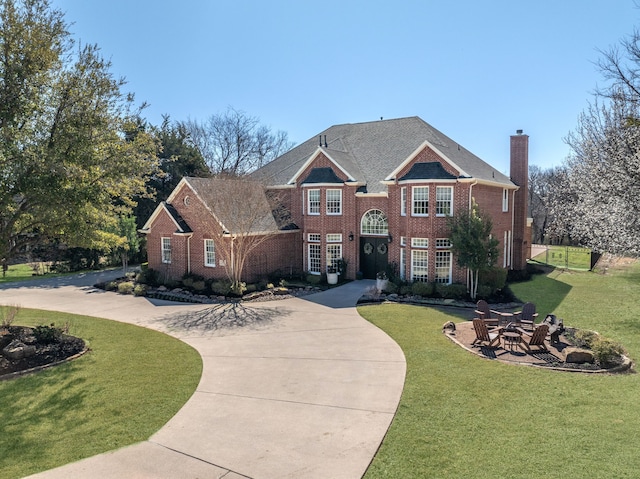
[
  {"left": 111, "top": 215, "right": 140, "bottom": 275},
  {"left": 447, "top": 201, "right": 499, "bottom": 299},
  {"left": 0, "top": 0, "right": 158, "bottom": 264},
  {"left": 134, "top": 116, "right": 209, "bottom": 226}
]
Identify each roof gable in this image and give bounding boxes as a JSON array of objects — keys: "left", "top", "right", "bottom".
[{"left": 140, "top": 201, "right": 192, "bottom": 233}]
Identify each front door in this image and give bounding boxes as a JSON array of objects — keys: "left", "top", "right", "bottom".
[{"left": 360, "top": 237, "right": 388, "bottom": 279}]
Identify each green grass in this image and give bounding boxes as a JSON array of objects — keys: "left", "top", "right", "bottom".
[
  {"left": 531, "top": 245, "right": 592, "bottom": 270},
  {"left": 361, "top": 262, "right": 640, "bottom": 478},
  {"left": 0, "top": 308, "right": 202, "bottom": 479}
]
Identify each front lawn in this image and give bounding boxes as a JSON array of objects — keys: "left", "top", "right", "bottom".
[
  {"left": 0, "top": 308, "right": 202, "bottom": 479},
  {"left": 361, "top": 261, "right": 640, "bottom": 478}
]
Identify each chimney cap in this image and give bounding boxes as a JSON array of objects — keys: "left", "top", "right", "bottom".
[{"left": 516, "top": 129, "right": 523, "bottom": 135}]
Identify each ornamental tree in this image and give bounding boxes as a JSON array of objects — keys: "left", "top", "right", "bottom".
[{"left": 447, "top": 201, "right": 499, "bottom": 299}]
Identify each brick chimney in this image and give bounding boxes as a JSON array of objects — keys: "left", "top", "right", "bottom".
[{"left": 510, "top": 130, "right": 529, "bottom": 271}]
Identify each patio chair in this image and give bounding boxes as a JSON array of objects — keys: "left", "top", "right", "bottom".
[
  {"left": 472, "top": 318, "right": 501, "bottom": 348},
  {"left": 474, "top": 300, "right": 501, "bottom": 326},
  {"left": 514, "top": 302, "right": 538, "bottom": 331},
  {"left": 517, "top": 324, "right": 549, "bottom": 353}
]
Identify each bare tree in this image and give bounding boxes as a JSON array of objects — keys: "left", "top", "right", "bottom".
[
  {"left": 180, "top": 107, "right": 295, "bottom": 176},
  {"left": 195, "top": 176, "right": 294, "bottom": 294}
]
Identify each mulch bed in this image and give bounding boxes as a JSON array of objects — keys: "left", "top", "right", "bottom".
[{"left": 0, "top": 326, "right": 87, "bottom": 380}]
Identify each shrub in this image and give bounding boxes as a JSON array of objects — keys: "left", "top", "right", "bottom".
[
  {"left": 399, "top": 285, "right": 412, "bottom": 296},
  {"left": 117, "top": 281, "right": 134, "bottom": 295},
  {"left": 33, "top": 324, "right": 63, "bottom": 344},
  {"left": 136, "top": 268, "right": 160, "bottom": 286},
  {"left": 210, "top": 279, "right": 233, "bottom": 296},
  {"left": 133, "top": 284, "right": 147, "bottom": 296},
  {"left": 479, "top": 267, "right": 507, "bottom": 293},
  {"left": 591, "top": 337, "right": 625, "bottom": 367},
  {"left": 192, "top": 280, "right": 206, "bottom": 292},
  {"left": 411, "top": 282, "right": 432, "bottom": 297},
  {"left": 435, "top": 283, "right": 467, "bottom": 299},
  {"left": 181, "top": 277, "right": 194, "bottom": 289},
  {"left": 574, "top": 329, "right": 598, "bottom": 348},
  {"left": 306, "top": 274, "right": 322, "bottom": 285},
  {"left": 105, "top": 281, "right": 118, "bottom": 292},
  {"left": 0, "top": 305, "right": 20, "bottom": 329},
  {"left": 383, "top": 282, "right": 399, "bottom": 294}
]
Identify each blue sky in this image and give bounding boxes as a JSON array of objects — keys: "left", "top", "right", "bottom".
[{"left": 52, "top": 0, "right": 639, "bottom": 173}]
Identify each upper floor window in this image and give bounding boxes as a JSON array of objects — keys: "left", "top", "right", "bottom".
[
  {"left": 161, "top": 237, "right": 172, "bottom": 264},
  {"left": 436, "top": 186, "right": 453, "bottom": 216},
  {"left": 502, "top": 188, "right": 509, "bottom": 212},
  {"left": 326, "top": 189, "right": 342, "bottom": 215},
  {"left": 401, "top": 187, "right": 407, "bottom": 216},
  {"left": 412, "top": 186, "right": 429, "bottom": 216},
  {"left": 361, "top": 209, "right": 389, "bottom": 235},
  {"left": 411, "top": 237, "right": 429, "bottom": 248},
  {"left": 308, "top": 189, "right": 320, "bottom": 215}
]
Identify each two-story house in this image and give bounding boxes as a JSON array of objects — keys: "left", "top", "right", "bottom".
[{"left": 141, "top": 116, "right": 530, "bottom": 284}]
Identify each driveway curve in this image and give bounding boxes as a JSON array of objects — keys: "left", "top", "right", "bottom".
[{"left": 0, "top": 272, "right": 406, "bottom": 479}]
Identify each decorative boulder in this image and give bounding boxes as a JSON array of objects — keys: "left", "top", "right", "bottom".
[
  {"left": 3, "top": 339, "right": 36, "bottom": 360},
  {"left": 565, "top": 347, "right": 595, "bottom": 364},
  {"left": 442, "top": 321, "right": 456, "bottom": 333}
]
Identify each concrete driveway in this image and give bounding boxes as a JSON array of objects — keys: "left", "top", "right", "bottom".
[{"left": 0, "top": 272, "right": 406, "bottom": 479}]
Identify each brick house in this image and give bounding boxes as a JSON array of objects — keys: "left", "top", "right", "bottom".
[{"left": 141, "top": 116, "right": 531, "bottom": 285}]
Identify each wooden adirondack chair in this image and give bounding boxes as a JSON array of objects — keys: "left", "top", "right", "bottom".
[
  {"left": 514, "top": 302, "right": 538, "bottom": 331},
  {"left": 474, "top": 300, "right": 500, "bottom": 326},
  {"left": 472, "top": 318, "right": 501, "bottom": 348},
  {"left": 518, "top": 324, "right": 549, "bottom": 353}
]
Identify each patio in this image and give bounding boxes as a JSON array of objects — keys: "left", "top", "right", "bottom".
[{"left": 445, "top": 320, "right": 568, "bottom": 367}]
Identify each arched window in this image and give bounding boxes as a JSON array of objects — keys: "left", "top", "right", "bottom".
[{"left": 361, "top": 209, "right": 389, "bottom": 236}]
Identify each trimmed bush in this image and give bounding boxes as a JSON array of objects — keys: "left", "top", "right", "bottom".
[
  {"left": 384, "top": 282, "right": 399, "bottom": 294},
  {"left": 306, "top": 274, "right": 322, "bottom": 285},
  {"left": 117, "top": 281, "right": 134, "bottom": 295},
  {"left": 133, "top": 284, "right": 147, "bottom": 296},
  {"left": 33, "top": 324, "right": 63, "bottom": 344},
  {"left": 411, "top": 282, "right": 432, "bottom": 297},
  {"left": 210, "top": 279, "right": 232, "bottom": 296},
  {"left": 435, "top": 283, "right": 467, "bottom": 299}
]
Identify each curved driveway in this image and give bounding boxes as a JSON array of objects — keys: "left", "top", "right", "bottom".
[{"left": 0, "top": 272, "right": 406, "bottom": 479}]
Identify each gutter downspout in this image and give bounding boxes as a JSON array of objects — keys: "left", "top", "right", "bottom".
[
  {"left": 510, "top": 189, "right": 517, "bottom": 269},
  {"left": 467, "top": 180, "right": 477, "bottom": 293},
  {"left": 187, "top": 233, "right": 193, "bottom": 274}
]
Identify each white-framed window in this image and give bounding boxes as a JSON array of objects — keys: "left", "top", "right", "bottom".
[
  {"left": 400, "top": 236, "right": 406, "bottom": 246},
  {"left": 401, "top": 187, "right": 407, "bottom": 216},
  {"left": 326, "top": 243, "right": 342, "bottom": 272},
  {"left": 435, "top": 251, "right": 452, "bottom": 284},
  {"left": 411, "top": 237, "right": 429, "bottom": 248},
  {"left": 308, "top": 233, "right": 321, "bottom": 242},
  {"left": 503, "top": 230, "right": 512, "bottom": 268},
  {"left": 435, "top": 238, "right": 452, "bottom": 249},
  {"left": 411, "top": 250, "right": 429, "bottom": 282},
  {"left": 400, "top": 247, "right": 406, "bottom": 280},
  {"left": 161, "top": 237, "right": 172, "bottom": 264},
  {"left": 326, "top": 233, "right": 342, "bottom": 242},
  {"left": 436, "top": 186, "right": 453, "bottom": 216},
  {"left": 308, "top": 189, "right": 320, "bottom": 215},
  {"left": 502, "top": 188, "right": 509, "bottom": 212},
  {"left": 361, "top": 209, "right": 389, "bottom": 235},
  {"left": 326, "top": 189, "right": 342, "bottom": 215},
  {"left": 308, "top": 244, "right": 321, "bottom": 274},
  {"left": 204, "top": 239, "right": 215, "bottom": 267},
  {"left": 412, "top": 186, "right": 429, "bottom": 216}
]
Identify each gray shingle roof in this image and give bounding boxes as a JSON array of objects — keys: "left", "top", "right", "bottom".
[{"left": 251, "top": 116, "right": 514, "bottom": 189}]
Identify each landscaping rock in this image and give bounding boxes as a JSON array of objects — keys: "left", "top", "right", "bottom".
[
  {"left": 3, "top": 339, "right": 36, "bottom": 360},
  {"left": 565, "top": 347, "right": 595, "bottom": 364}
]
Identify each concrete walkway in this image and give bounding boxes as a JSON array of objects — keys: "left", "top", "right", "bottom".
[{"left": 0, "top": 272, "right": 406, "bottom": 479}]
